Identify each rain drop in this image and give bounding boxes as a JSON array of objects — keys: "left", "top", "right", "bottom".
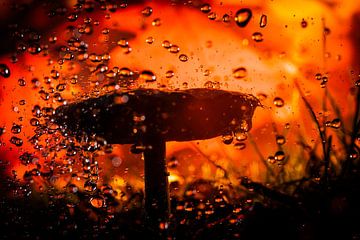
[
  {"left": 232, "top": 67, "right": 247, "bottom": 79},
  {"left": 169, "top": 45, "right": 180, "bottom": 53},
  {"left": 200, "top": 4, "right": 211, "bottom": 13},
  {"left": 165, "top": 70, "right": 174, "bottom": 78},
  {"left": 142, "top": 6, "right": 153, "bottom": 17},
  {"left": 179, "top": 54, "right": 188, "bottom": 62},
  {"left": 208, "top": 12, "right": 217, "bottom": 20},
  {"left": 234, "top": 8, "right": 252, "bottom": 28},
  {"left": 273, "top": 97, "right": 285, "bottom": 107},
  {"left": 260, "top": 14, "right": 267, "bottom": 28},
  {"left": 276, "top": 135, "right": 286, "bottom": 145},
  {"left": 146, "top": 36, "right": 154, "bottom": 44},
  {"left": 162, "top": 40, "right": 172, "bottom": 49},
  {"left": 0, "top": 64, "right": 10, "bottom": 78},
  {"left": 222, "top": 14, "right": 230, "bottom": 23},
  {"left": 140, "top": 70, "right": 156, "bottom": 82},
  {"left": 152, "top": 18, "right": 161, "bottom": 27},
  {"left": 252, "top": 32, "right": 263, "bottom": 42}
]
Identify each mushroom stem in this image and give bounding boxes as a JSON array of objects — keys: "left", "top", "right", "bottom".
[{"left": 144, "top": 138, "right": 169, "bottom": 236}]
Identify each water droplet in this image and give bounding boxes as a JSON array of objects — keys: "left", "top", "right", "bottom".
[
  {"left": 169, "top": 45, "right": 180, "bottom": 53},
  {"left": 234, "top": 142, "right": 246, "bottom": 150},
  {"left": 140, "top": 70, "right": 156, "bottom": 82},
  {"left": 208, "top": 12, "right": 217, "bottom": 20},
  {"left": 234, "top": 8, "right": 252, "bottom": 28},
  {"left": 267, "top": 156, "right": 276, "bottom": 164},
  {"left": 179, "top": 54, "right": 188, "bottom": 62},
  {"left": 90, "top": 196, "right": 105, "bottom": 208},
  {"left": 146, "top": 36, "right": 154, "bottom": 44},
  {"left": 51, "top": 70, "right": 60, "bottom": 79},
  {"left": 152, "top": 18, "right": 161, "bottom": 27},
  {"left": 30, "top": 118, "right": 40, "bottom": 126},
  {"left": 142, "top": 6, "right": 153, "bottom": 17},
  {"left": 11, "top": 124, "right": 21, "bottom": 134},
  {"left": 273, "top": 97, "right": 284, "bottom": 107},
  {"left": 166, "top": 70, "right": 174, "bottom": 78},
  {"left": 315, "top": 73, "right": 322, "bottom": 80},
  {"left": 200, "top": 4, "right": 211, "bottom": 13},
  {"left": 276, "top": 135, "right": 286, "bottom": 145},
  {"left": 117, "top": 39, "right": 129, "bottom": 47},
  {"left": 235, "top": 131, "right": 248, "bottom": 141},
  {"left": 349, "top": 149, "right": 358, "bottom": 160},
  {"left": 355, "top": 79, "right": 360, "bottom": 87},
  {"left": 10, "top": 136, "right": 23, "bottom": 147},
  {"left": 252, "top": 32, "right": 263, "bottom": 42},
  {"left": 232, "top": 67, "right": 247, "bottom": 79},
  {"left": 301, "top": 19, "right": 308, "bottom": 28},
  {"left": 67, "top": 13, "right": 78, "bottom": 22},
  {"left": 326, "top": 118, "right": 341, "bottom": 129},
  {"left": 119, "top": 67, "right": 133, "bottom": 79},
  {"left": 260, "top": 14, "right": 267, "bottom": 28},
  {"left": 162, "top": 40, "right": 171, "bottom": 49},
  {"left": 0, "top": 64, "right": 10, "bottom": 78},
  {"left": 222, "top": 133, "right": 233, "bottom": 145},
  {"left": 222, "top": 14, "right": 230, "bottom": 23},
  {"left": 18, "top": 78, "right": 26, "bottom": 86},
  {"left": 274, "top": 151, "right": 285, "bottom": 161}
]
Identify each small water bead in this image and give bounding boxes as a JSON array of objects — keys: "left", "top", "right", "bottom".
[
  {"left": 165, "top": 70, "right": 174, "bottom": 78},
  {"left": 117, "top": 39, "right": 129, "bottom": 47},
  {"left": 235, "top": 131, "right": 248, "bottom": 141},
  {"left": 200, "top": 3, "right": 211, "bottom": 13},
  {"left": 355, "top": 79, "right": 360, "bottom": 87},
  {"left": 252, "top": 32, "right": 263, "bottom": 42},
  {"left": 146, "top": 36, "right": 154, "bottom": 44},
  {"left": 179, "top": 54, "right": 188, "bottom": 62},
  {"left": 267, "top": 156, "right": 276, "bottom": 164},
  {"left": 276, "top": 135, "right": 286, "bottom": 145},
  {"left": 208, "top": 12, "right": 217, "bottom": 20},
  {"left": 152, "top": 18, "right": 161, "bottom": 27},
  {"left": 326, "top": 118, "right": 342, "bottom": 129},
  {"left": 51, "top": 70, "right": 60, "bottom": 79},
  {"left": 234, "top": 8, "right": 252, "bottom": 27},
  {"left": 0, "top": 64, "right": 10, "bottom": 78},
  {"left": 274, "top": 151, "right": 285, "bottom": 161},
  {"left": 30, "top": 118, "right": 40, "bottom": 126},
  {"left": 234, "top": 142, "right": 246, "bottom": 150},
  {"left": 119, "top": 67, "right": 133, "bottom": 78},
  {"left": 273, "top": 97, "right": 285, "bottom": 107},
  {"left": 18, "top": 78, "right": 26, "bottom": 86},
  {"left": 260, "top": 14, "right": 267, "bottom": 28},
  {"left": 169, "top": 45, "right": 180, "bottom": 53},
  {"left": 222, "top": 14, "right": 230, "bottom": 23},
  {"left": 67, "top": 13, "right": 78, "bottom": 22},
  {"left": 10, "top": 136, "right": 23, "bottom": 147},
  {"left": 349, "top": 149, "right": 358, "bottom": 160},
  {"left": 222, "top": 133, "right": 234, "bottom": 145},
  {"left": 315, "top": 73, "right": 322, "bottom": 80},
  {"left": 19, "top": 99, "right": 26, "bottom": 105},
  {"left": 11, "top": 124, "right": 22, "bottom": 134},
  {"left": 139, "top": 70, "right": 156, "bottom": 82},
  {"left": 232, "top": 67, "right": 247, "bottom": 79},
  {"left": 142, "top": 6, "right": 153, "bottom": 17},
  {"left": 162, "top": 40, "right": 171, "bottom": 49}
]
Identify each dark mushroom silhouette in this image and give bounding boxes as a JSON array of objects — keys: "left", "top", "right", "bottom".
[{"left": 54, "top": 88, "right": 260, "bottom": 236}]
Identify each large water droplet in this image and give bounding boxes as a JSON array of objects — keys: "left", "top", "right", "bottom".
[
  {"left": 0, "top": 64, "right": 10, "bottom": 78},
  {"left": 232, "top": 67, "right": 247, "bottom": 79},
  {"left": 234, "top": 8, "right": 252, "bottom": 27},
  {"left": 140, "top": 70, "right": 156, "bottom": 82}
]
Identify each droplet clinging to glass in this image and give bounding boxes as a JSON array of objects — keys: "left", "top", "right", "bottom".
[
  {"left": 142, "top": 6, "right": 153, "bottom": 17},
  {"left": 0, "top": 64, "right": 10, "bottom": 78},
  {"left": 260, "top": 14, "right": 267, "bottom": 28},
  {"left": 252, "top": 32, "right": 263, "bottom": 42},
  {"left": 273, "top": 97, "right": 285, "bottom": 107},
  {"left": 179, "top": 54, "right": 188, "bottom": 62},
  {"left": 232, "top": 67, "right": 247, "bottom": 79},
  {"left": 234, "top": 8, "right": 252, "bottom": 27},
  {"left": 140, "top": 70, "right": 156, "bottom": 82}
]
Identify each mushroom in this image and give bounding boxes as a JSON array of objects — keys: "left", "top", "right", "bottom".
[{"left": 55, "top": 88, "right": 260, "bottom": 236}]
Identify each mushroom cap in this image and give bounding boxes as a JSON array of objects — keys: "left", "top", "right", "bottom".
[{"left": 55, "top": 88, "right": 260, "bottom": 143}]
